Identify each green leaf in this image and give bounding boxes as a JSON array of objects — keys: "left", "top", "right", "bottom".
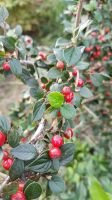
[
  {"left": 55, "top": 37, "right": 71, "bottom": 48},
  {"left": 9, "top": 58, "right": 22, "bottom": 75},
  {"left": 76, "top": 61, "right": 89, "bottom": 70},
  {"left": 48, "top": 175, "right": 65, "bottom": 193},
  {"left": 64, "top": 47, "right": 82, "bottom": 66},
  {"left": 9, "top": 159, "right": 24, "bottom": 181},
  {"left": 0, "top": 115, "right": 11, "bottom": 133},
  {"left": 11, "top": 143, "right": 37, "bottom": 161},
  {"left": 15, "top": 25, "right": 23, "bottom": 36},
  {"left": 8, "top": 130, "right": 20, "bottom": 148},
  {"left": 72, "top": 94, "right": 81, "bottom": 107},
  {"left": 60, "top": 103, "right": 76, "bottom": 119},
  {"left": 24, "top": 180, "right": 34, "bottom": 192},
  {"left": 89, "top": 177, "right": 110, "bottom": 200},
  {"left": 1, "top": 37, "right": 16, "bottom": 51},
  {"left": 60, "top": 143, "right": 75, "bottom": 166},
  {"left": 3, "top": 183, "right": 18, "bottom": 196},
  {"left": 48, "top": 92, "right": 64, "bottom": 108},
  {"left": 30, "top": 88, "right": 44, "bottom": 100},
  {"left": 52, "top": 159, "right": 60, "bottom": 171},
  {"left": 32, "top": 101, "right": 46, "bottom": 121},
  {"left": 80, "top": 86, "right": 93, "bottom": 98},
  {"left": 90, "top": 73, "right": 104, "bottom": 87},
  {"left": 24, "top": 181, "right": 42, "bottom": 200},
  {"left": 26, "top": 154, "right": 52, "bottom": 173},
  {"left": 0, "top": 6, "right": 9, "bottom": 24},
  {"left": 48, "top": 67, "right": 62, "bottom": 79},
  {"left": 54, "top": 48, "right": 65, "bottom": 61}
]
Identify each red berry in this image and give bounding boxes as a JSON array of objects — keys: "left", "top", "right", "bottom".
[
  {"left": 64, "top": 128, "right": 73, "bottom": 139},
  {"left": 95, "top": 45, "right": 101, "bottom": 51},
  {"left": 26, "top": 39, "right": 32, "bottom": 44},
  {"left": 51, "top": 135, "right": 63, "bottom": 148},
  {"left": 57, "top": 111, "right": 61, "bottom": 117},
  {"left": 2, "top": 62, "right": 10, "bottom": 71},
  {"left": 0, "top": 131, "right": 7, "bottom": 147},
  {"left": 77, "top": 78, "right": 84, "bottom": 87},
  {"left": 2, "top": 150, "right": 9, "bottom": 160},
  {"left": 98, "top": 35, "right": 105, "bottom": 42},
  {"left": 11, "top": 191, "right": 26, "bottom": 200},
  {"left": 72, "top": 67, "right": 78, "bottom": 76},
  {"left": 62, "top": 86, "right": 71, "bottom": 95},
  {"left": 108, "top": 52, "right": 112, "bottom": 57},
  {"left": 56, "top": 61, "right": 64, "bottom": 70},
  {"left": 41, "top": 83, "right": 46, "bottom": 89},
  {"left": 64, "top": 92, "right": 74, "bottom": 103},
  {"left": 38, "top": 52, "right": 47, "bottom": 60},
  {"left": 91, "top": 32, "right": 97, "bottom": 37},
  {"left": 49, "top": 147, "right": 61, "bottom": 159},
  {"left": 2, "top": 157, "right": 13, "bottom": 170},
  {"left": 85, "top": 47, "right": 91, "bottom": 53},
  {"left": 102, "top": 56, "right": 109, "bottom": 61},
  {"left": 90, "top": 56, "right": 94, "bottom": 62},
  {"left": 18, "top": 182, "right": 25, "bottom": 192}
]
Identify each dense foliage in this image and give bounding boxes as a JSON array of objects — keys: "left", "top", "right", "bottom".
[{"left": 0, "top": 0, "right": 112, "bottom": 199}]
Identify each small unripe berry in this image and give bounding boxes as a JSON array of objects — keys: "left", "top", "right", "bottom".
[
  {"left": 49, "top": 147, "right": 62, "bottom": 159},
  {"left": 2, "top": 150, "right": 9, "bottom": 160},
  {"left": 0, "top": 131, "right": 7, "bottom": 147},
  {"left": 2, "top": 62, "right": 10, "bottom": 71},
  {"left": 62, "top": 86, "right": 71, "bottom": 95},
  {"left": 51, "top": 135, "right": 63, "bottom": 147},
  {"left": 2, "top": 157, "right": 13, "bottom": 170},
  {"left": 77, "top": 78, "right": 84, "bottom": 87},
  {"left": 64, "top": 128, "right": 73, "bottom": 139},
  {"left": 38, "top": 51, "right": 47, "bottom": 60},
  {"left": 56, "top": 61, "right": 64, "bottom": 70},
  {"left": 11, "top": 191, "right": 26, "bottom": 200},
  {"left": 72, "top": 67, "right": 78, "bottom": 76},
  {"left": 64, "top": 92, "right": 74, "bottom": 103}
]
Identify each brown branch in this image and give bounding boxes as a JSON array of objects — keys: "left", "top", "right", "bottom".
[
  {"left": 75, "top": 0, "right": 84, "bottom": 29},
  {"left": 30, "top": 118, "right": 46, "bottom": 144},
  {"left": 0, "top": 175, "right": 10, "bottom": 194}
]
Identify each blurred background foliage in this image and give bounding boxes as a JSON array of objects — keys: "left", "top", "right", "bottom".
[
  {"left": 0, "top": 0, "right": 65, "bottom": 45},
  {"left": 0, "top": 0, "right": 112, "bottom": 199}
]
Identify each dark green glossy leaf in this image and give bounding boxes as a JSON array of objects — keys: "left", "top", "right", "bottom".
[
  {"left": 9, "top": 58, "right": 22, "bottom": 75},
  {"left": 24, "top": 182, "right": 42, "bottom": 200},
  {"left": 9, "top": 159, "right": 24, "bottom": 181},
  {"left": 60, "top": 143, "right": 75, "bottom": 166},
  {"left": 48, "top": 175, "right": 65, "bottom": 193},
  {"left": 11, "top": 143, "right": 37, "bottom": 161}
]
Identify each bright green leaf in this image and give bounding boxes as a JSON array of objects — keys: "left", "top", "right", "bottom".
[{"left": 48, "top": 92, "right": 64, "bottom": 108}]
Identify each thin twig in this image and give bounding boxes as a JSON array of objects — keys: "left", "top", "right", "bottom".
[
  {"left": 75, "top": 0, "right": 84, "bottom": 29},
  {"left": 20, "top": 60, "right": 34, "bottom": 65},
  {"left": 30, "top": 118, "right": 45, "bottom": 144},
  {"left": 0, "top": 175, "right": 10, "bottom": 194},
  {"left": 3, "top": 22, "right": 6, "bottom": 36},
  {"left": 83, "top": 105, "right": 99, "bottom": 120}
]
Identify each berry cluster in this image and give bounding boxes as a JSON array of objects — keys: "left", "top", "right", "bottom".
[
  {"left": 85, "top": 31, "right": 112, "bottom": 62},
  {"left": 49, "top": 128, "right": 73, "bottom": 159},
  {"left": 2, "top": 150, "right": 13, "bottom": 170},
  {"left": 11, "top": 182, "right": 26, "bottom": 200}
]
